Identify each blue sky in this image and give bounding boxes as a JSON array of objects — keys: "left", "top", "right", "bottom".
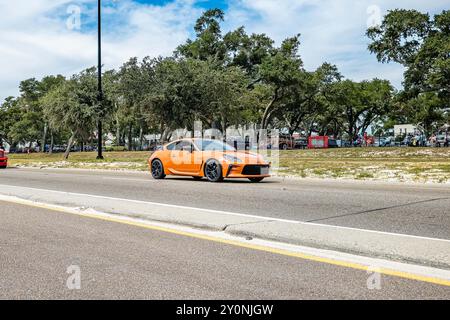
[{"left": 0, "top": 0, "right": 448, "bottom": 100}]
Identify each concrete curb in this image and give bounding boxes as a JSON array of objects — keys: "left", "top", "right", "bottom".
[{"left": 1, "top": 184, "right": 449, "bottom": 269}]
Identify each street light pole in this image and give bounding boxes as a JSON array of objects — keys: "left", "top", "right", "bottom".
[{"left": 96, "top": 0, "right": 104, "bottom": 159}]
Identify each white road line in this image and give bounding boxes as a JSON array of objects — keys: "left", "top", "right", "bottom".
[{"left": 0, "top": 183, "right": 449, "bottom": 243}]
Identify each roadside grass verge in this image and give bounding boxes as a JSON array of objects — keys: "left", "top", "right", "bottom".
[
  {"left": 8, "top": 151, "right": 151, "bottom": 171},
  {"left": 7, "top": 147, "right": 450, "bottom": 183},
  {"left": 270, "top": 147, "right": 450, "bottom": 183}
]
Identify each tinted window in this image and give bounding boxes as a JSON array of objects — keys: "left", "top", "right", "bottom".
[
  {"left": 195, "top": 140, "right": 235, "bottom": 151},
  {"left": 166, "top": 142, "right": 177, "bottom": 151},
  {"left": 174, "top": 141, "right": 193, "bottom": 151}
]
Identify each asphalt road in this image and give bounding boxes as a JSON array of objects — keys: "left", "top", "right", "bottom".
[
  {"left": 0, "top": 167, "right": 449, "bottom": 239},
  {"left": 0, "top": 201, "right": 449, "bottom": 299}
]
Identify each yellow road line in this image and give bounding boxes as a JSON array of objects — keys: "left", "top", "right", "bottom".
[{"left": 2, "top": 197, "right": 450, "bottom": 287}]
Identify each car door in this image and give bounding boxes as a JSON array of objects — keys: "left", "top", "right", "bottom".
[{"left": 168, "top": 141, "right": 198, "bottom": 174}]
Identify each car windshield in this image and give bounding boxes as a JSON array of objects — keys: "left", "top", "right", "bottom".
[{"left": 194, "top": 139, "right": 236, "bottom": 151}]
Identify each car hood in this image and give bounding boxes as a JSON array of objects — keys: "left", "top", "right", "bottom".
[{"left": 222, "top": 151, "right": 268, "bottom": 164}]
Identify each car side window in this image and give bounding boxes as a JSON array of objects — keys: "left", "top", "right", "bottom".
[
  {"left": 174, "top": 141, "right": 193, "bottom": 151},
  {"left": 166, "top": 142, "right": 177, "bottom": 151}
]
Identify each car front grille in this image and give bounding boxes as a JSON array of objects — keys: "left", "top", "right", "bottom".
[{"left": 242, "top": 165, "right": 269, "bottom": 175}]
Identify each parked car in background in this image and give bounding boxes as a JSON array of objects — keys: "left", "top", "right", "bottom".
[
  {"left": 436, "top": 134, "right": 448, "bottom": 147},
  {"left": 339, "top": 140, "right": 352, "bottom": 147},
  {"left": 52, "top": 145, "right": 66, "bottom": 153},
  {"left": 401, "top": 135, "right": 412, "bottom": 146},
  {"left": 328, "top": 139, "right": 339, "bottom": 148},
  {"left": 278, "top": 134, "right": 295, "bottom": 150},
  {"left": 379, "top": 137, "right": 394, "bottom": 147},
  {"left": 294, "top": 138, "right": 308, "bottom": 149},
  {"left": 0, "top": 149, "right": 8, "bottom": 168}
]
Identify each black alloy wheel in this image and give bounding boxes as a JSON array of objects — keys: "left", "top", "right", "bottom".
[
  {"left": 151, "top": 159, "right": 166, "bottom": 179},
  {"left": 204, "top": 159, "right": 224, "bottom": 182}
]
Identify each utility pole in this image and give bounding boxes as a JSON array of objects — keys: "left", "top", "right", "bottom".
[{"left": 96, "top": 0, "right": 104, "bottom": 159}]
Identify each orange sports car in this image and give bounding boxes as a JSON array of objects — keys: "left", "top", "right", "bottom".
[{"left": 148, "top": 138, "right": 270, "bottom": 182}]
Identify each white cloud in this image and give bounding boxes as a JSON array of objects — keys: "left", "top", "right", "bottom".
[
  {"left": 224, "top": 0, "right": 448, "bottom": 88},
  {"left": 0, "top": 0, "right": 200, "bottom": 100},
  {"left": 0, "top": 0, "right": 447, "bottom": 100}
]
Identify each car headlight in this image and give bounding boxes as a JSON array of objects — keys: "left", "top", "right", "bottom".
[{"left": 222, "top": 154, "right": 242, "bottom": 163}]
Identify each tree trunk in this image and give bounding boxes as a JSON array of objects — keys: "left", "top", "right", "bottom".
[
  {"left": 121, "top": 132, "right": 126, "bottom": 147},
  {"left": 63, "top": 132, "right": 76, "bottom": 160},
  {"left": 116, "top": 125, "right": 121, "bottom": 146},
  {"left": 160, "top": 127, "right": 170, "bottom": 143},
  {"left": 260, "top": 89, "right": 279, "bottom": 130},
  {"left": 139, "top": 126, "right": 144, "bottom": 151},
  {"left": 221, "top": 116, "right": 227, "bottom": 142},
  {"left": 116, "top": 116, "right": 121, "bottom": 146},
  {"left": 42, "top": 123, "right": 48, "bottom": 153},
  {"left": 128, "top": 124, "right": 133, "bottom": 151},
  {"left": 49, "top": 132, "right": 54, "bottom": 154}
]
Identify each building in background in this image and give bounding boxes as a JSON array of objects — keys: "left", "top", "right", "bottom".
[{"left": 394, "top": 124, "right": 417, "bottom": 137}]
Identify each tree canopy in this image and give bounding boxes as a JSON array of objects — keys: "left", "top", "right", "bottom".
[{"left": 367, "top": 9, "right": 449, "bottom": 133}]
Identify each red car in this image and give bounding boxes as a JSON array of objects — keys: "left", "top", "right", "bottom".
[{"left": 0, "top": 149, "right": 8, "bottom": 168}]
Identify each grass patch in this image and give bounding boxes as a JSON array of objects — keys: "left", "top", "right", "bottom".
[{"left": 356, "top": 172, "right": 375, "bottom": 179}]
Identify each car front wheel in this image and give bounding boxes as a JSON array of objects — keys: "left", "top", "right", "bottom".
[
  {"left": 151, "top": 159, "right": 166, "bottom": 179},
  {"left": 204, "top": 159, "right": 224, "bottom": 182}
]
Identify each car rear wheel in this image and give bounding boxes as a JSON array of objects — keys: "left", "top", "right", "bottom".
[
  {"left": 248, "top": 177, "right": 264, "bottom": 183},
  {"left": 204, "top": 159, "right": 224, "bottom": 182},
  {"left": 151, "top": 159, "right": 166, "bottom": 179}
]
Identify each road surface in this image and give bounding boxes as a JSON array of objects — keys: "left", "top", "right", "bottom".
[
  {"left": 0, "top": 201, "right": 449, "bottom": 299},
  {"left": 0, "top": 167, "right": 449, "bottom": 239}
]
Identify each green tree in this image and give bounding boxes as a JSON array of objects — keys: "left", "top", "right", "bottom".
[
  {"left": 329, "top": 79, "right": 394, "bottom": 142},
  {"left": 0, "top": 97, "right": 21, "bottom": 148},
  {"left": 8, "top": 78, "right": 44, "bottom": 149},
  {"left": 176, "top": 9, "right": 227, "bottom": 62},
  {"left": 367, "top": 9, "right": 449, "bottom": 133},
  {"left": 258, "top": 35, "right": 304, "bottom": 129},
  {"left": 42, "top": 68, "right": 100, "bottom": 159},
  {"left": 279, "top": 63, "right": 342, "bottom": 135}
]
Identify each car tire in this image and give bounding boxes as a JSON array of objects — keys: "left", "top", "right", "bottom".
[
  {"left": 204, "top": 159, "right": 224, "bottom": 182},
  {"left": 151, "top": 159, "right": 166, "bottom": 179},
  {"left": 280, "top": 143, "right": 288, "bottom": 150},
  {"left": 192, "top": 176, "right": 203, "bottom": 181},
  {"left": 248, "top": 177, "right": 264, "bottom": 183}
]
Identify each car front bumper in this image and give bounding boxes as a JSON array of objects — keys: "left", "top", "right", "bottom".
[{"left": 225, "top": 163, "right": 271, "bottom": 178}]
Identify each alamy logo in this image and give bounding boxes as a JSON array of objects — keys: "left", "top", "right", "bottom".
[
  {"left": 367, "top": 5, "right": 382, "bottom": 28},
  {"left": 66, "top": 265, "right": 81, "bottom": 290},
  {"left": 66, "top": 5, "right": 81, "bottom": 31},
  {"left": 366, "top": 266, "right": 382, "bottom": 290}
]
